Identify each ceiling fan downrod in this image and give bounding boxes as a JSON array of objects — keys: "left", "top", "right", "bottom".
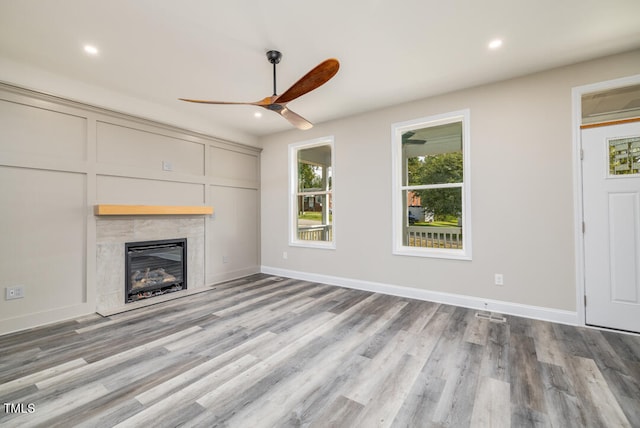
[{"left": 266, "top": 50, "right": 282, "bottom": 96}]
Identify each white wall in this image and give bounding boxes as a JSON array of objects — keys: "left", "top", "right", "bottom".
[
  {"left": 0, "top": 84, "right": 261, "bottom": 334},
  {"left": 259, "top": 49, "right": 640, "bottom": 320}
]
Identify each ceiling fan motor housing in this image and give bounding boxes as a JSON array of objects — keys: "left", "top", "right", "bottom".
[{"left": 267, "top": 50, "right": 282, "bottom": 64}]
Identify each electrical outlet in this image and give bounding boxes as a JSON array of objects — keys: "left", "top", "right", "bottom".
[
  {"left": 282, "top": 251, "right": 288, "bottom": 260},
  {"left": 5, "top": 286, "right": 25, "bottom": 300},
  {"left": 222, "top": 255, "right": 229, "bottom": 264},
  {"left": 494, "top": 274, "right": 504, "bottom": 286},
  {"left": 162, "top": 160, "right": 173, "bottom": 171}
]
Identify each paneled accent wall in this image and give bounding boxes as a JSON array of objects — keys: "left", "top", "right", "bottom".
[
  {"left": 207, "top": 186, "right": 259, "bottom": 284},
  {"left": 0, "top": 83, "right": 261, "bottom": 334},
  {"left": 96, "top": 121, "right": 206, "bottom": 175}
]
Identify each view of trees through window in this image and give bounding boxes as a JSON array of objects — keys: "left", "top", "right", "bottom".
[
  {"left": 291, "top": 142, "right": 334, "bottom": 247},
  {"left": 407, "top": 151, "right": 463, "bottom": 224},
  {"left": 396, "top": 115, "right": 469, "bottom": 255},
  {"left": 298, "top": 163, "right": 324, "bottom": 190}
]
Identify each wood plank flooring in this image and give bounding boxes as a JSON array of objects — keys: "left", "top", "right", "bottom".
[{"left": 1, "top": 274, "right": 639, "bottom": 427}]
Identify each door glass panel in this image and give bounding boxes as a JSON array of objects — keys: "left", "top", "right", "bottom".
[{"left": 609, "top": 136, "right": 640, "bottom": 176}]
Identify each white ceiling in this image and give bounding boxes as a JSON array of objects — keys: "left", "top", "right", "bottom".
[{"left": 1, "top": 0, "right": 639, "bottom": 142}]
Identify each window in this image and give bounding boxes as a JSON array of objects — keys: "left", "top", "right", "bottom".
[
  {"left": 392, "top": 110, "right": 471, "bottom": 259},
  {"left": 289, "top": 137, "right": 335, "bottom": 248}
]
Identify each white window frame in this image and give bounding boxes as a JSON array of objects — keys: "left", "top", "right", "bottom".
[
  {"left": 391, "top": 109, "right": 472, "bottom": 260},
  {"left": 288, "top": 136, "right": 336, "bottom": 249}
]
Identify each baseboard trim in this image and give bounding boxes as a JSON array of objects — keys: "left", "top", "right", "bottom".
[
  {"left": 208, "top": 266, "right": 261, "bottom": 285},
  {"left": 0, "top": 302, "right": 95, "bottom": 336},
  {"left": 261, "top": 266, "right": 579, "bottom": 326}
]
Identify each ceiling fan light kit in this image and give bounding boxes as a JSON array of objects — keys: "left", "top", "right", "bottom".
[{"left": 179, "top": 50, "right": 339, "bottom": 130}]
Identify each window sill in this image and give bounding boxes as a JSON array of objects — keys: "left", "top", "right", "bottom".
[
  {"left": 289, "top": 241, "right": 336, "bottom": 250},
  {"left": 393, "top": 247, "right": 471, "bottom": 260}
]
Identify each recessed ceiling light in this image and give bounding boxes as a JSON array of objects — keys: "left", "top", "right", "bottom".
[
  {"left": 254, "top": 111, "right": 263, "bottom": 118},
  {"left": 84, "top": 45, "right": 99, "bottom": 55},
  {"left": 488, "top": 39, "right": 503, "bottom": 50}
]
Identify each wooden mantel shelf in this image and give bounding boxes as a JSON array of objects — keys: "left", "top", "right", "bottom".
[{"left": 95, "top": 204, "right": 213, "bottom": 216}]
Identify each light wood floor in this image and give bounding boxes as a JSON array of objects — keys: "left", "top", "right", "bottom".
[{"left": 1, "top": 274, "right": 639, "bottom": 427}]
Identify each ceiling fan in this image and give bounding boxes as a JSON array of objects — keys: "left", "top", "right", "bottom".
[
  {"left": 402, "top": 131, "right": 427, "bottom": 145},
  {"left": 179, "top": 50, "right": 340, "bottom": 130}
]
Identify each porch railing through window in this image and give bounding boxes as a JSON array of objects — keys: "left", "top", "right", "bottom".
[
  {"left": 406, "top": 226, "right": 462, "bottom": 249},
  {"left": 298, "top": 225, "right": 333, "bottom": 241}
]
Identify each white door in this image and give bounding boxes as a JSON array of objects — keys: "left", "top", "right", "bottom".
[{"left": 583, "top": 120, "right": 640, "bottom": 332}]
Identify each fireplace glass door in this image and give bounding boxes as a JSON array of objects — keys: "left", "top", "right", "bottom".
[{"left": 125, "top": 238, "right": 187, "bottom": 302}]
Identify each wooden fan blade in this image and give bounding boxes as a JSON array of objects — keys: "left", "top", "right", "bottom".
[
  {"left": 179, "top": 98, "right": 252, "bottom": 105},
  {"left": 275, "top": 58, "right": 339, "bottom": 104},
  {"left": 279, "top": 107, "right": 313, "bottom": 130},
  {"left": 178, "top": 96, "right": 275, "bottom": 106}
]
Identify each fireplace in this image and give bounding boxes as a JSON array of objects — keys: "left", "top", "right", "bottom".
[{"left": 125, "top": 238, "right": 187, "bottom": 303}]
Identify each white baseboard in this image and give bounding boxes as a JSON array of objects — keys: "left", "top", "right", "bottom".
[
  {"left": 208, "top": 266, "right": 261, "bottom": 285},
  {"left": 261, "top": 266, "right": 579, "bottom": 326},
  {"left": 0, "top": 302, "right": 95, "bottom": 336}
]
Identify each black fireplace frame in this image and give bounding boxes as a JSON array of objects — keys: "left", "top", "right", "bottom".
[{"left": 124, "top": 238, "right": 187, "bottom": 303}]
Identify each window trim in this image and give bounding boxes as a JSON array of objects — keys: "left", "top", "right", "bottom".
[
  {"left": 288, "top": 136, "right": 336, "bottom": 249},
  {"left": 391, "top": 109, "right": 472, "bottom": 260}
]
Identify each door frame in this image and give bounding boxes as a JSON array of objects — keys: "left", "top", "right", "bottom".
[{"left": 572, "top": 73, "right": 640, "bottom": 328}]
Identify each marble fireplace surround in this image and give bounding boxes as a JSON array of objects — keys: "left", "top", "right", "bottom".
[{"left": 96, "top": 215, "right": 208, "bottom": 315}]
